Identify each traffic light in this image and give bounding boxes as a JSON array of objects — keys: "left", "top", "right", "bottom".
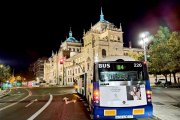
[{"left": 60, "top": 57, "right": 64, "bottom": 64}]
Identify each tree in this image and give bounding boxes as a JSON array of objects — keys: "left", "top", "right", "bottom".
[
  {"left": 127, "top": 50, "right": 143, "bottom": 61},
  {"left": 9, "top": 76, "right": 16, "bottom": 83},
  {"left": 149, "top": 26, "right": 180, "bottom": 84},
  {"left": 148, "top": 26, "right": 171, "bottom": 82},
  {"left": 0, "top": 64, "right": 12, "bottom": 83},
  {"left": 167, "top": 32, "right": 180, "bottom": 83}
]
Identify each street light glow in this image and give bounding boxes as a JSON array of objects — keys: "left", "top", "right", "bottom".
[
  {"left": 139, "top": 40, "right": 144, "bottom": 46},
  {"left": 139, "top": 31, "right": 150, "bottom": 38},
  {"left": 139, "top": 31, "right": 151, "bottom": 62},
  {"left": 140, "top": 33, "right": 146, "bottom": 38},
  {"left": 144, "top": 38, "right": 149, "bottom": 43}
]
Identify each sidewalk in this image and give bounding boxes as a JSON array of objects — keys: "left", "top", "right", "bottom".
[
  {"left": 153, "top": 103, "right": 180, "bottom": 120},
  {"left": 152, "top": 89, "right": 180, "bottom": 120}
]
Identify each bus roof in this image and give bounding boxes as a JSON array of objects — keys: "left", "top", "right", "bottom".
[{"left": 99, "top": 56, "right": 136, "bottom": 62}]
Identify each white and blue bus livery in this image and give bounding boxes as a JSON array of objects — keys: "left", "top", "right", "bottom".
[{"left": 91, "top": 56, "right": 153, "bottom": 119}]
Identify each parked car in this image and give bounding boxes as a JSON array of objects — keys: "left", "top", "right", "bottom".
[{"left": 154, "top": 79, "right": 171, "bottom": 87}]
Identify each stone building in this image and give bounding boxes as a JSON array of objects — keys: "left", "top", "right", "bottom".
[
  {"left": 32, "top": 57, "right": 47, "bottom": 82},
  {"left": 44, "top": 8, "right": 143, "bottom": 100}
]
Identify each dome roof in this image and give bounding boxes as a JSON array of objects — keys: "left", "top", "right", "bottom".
[
  {"left": 66, "top": 30, "right": 79, "bottom": 42},
  {"left": 67, "top": 36, "right": 78, "bottom": 42}
]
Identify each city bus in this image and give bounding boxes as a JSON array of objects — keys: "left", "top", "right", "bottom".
[{"left": 92, "top": 56, "right": 153, "bottom": 119}]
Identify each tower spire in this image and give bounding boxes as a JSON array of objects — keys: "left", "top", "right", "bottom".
[
  {"left": 52, "top": 50, "right": 54, "bottom": 56},
  {"left": 100, "top": 7, "right": 104, "bottom": 22},
  {"left": 69, "top": 27, "right": 72, "bottom": 37},
  {"left": 83, "top": 29, "right": 86, "bottom": 35},
  {"left": 120, "top": 23, "right": 122, "bottom": 31},
  {"left": 129, "top": 41, "right": 132, "bottom": 48}
]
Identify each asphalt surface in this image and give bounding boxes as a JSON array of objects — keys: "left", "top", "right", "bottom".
[
  {"left": 0, "top": 88, "right": 49, "bottom": 120},
  {"left": 0, "top": 87, "right": 90, "bottom": 120},
  {"left": 0, "top": 86, "right": 166, "bottom": 120}
]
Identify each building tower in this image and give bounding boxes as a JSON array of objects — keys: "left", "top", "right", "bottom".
[{"left": 82, "top": 7, "right": 124, "bottom": 101}]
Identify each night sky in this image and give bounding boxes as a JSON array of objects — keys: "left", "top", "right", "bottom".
[{"left": 0, "top": 0, "right": 180, "bottom": 73}]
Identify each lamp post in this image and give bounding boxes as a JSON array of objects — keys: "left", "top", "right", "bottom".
[{"left": 139, "top": 32, "right": 150, "bottom": 62}]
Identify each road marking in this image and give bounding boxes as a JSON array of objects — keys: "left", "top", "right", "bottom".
[
  {"left": 25, "top": 99, "right": 38, "bottom": 107},
  {"left": 27, "top": 94, "right": 53, "bottom": 120},
  {"left": 0, "top": 89, "right": 31, "bottom": 111},
  {"left": 63, "top": 97, "right": 76, "bottom": 104},
  {"left": 65, "top": 100, "right": 76, "bottom": 104},
  {"left": 63, "top": 97, "right": 69, "bottom": 101}
]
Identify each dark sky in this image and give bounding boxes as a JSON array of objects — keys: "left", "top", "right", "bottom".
[{"left": 0, "top": 0, "right": 180, "bottom": 73}]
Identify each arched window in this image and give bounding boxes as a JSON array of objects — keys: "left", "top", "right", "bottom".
[{"left": 102, "top": 49, "right": 106, "bottom": 58}]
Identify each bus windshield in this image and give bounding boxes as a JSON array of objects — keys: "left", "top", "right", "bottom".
[
  {"left": 99, "top": 71, "right": 143, "bottom": 81},
  {"left": 97, "top": 62, "right": 146, "bottom": 81}
]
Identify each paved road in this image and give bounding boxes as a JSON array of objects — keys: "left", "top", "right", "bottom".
[
  {"left": 1, "top": 87, "right": 178, "bottom": 120},
  {"left": 0, "top": 87, "right": 90, "bottom": 120},
  {"left": 0, "top": 88, "right": 50, "bottom": 120}
]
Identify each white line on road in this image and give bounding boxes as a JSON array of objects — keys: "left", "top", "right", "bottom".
[
  {"left": 63, "top": 97, "right": 76, "bottom": 104},
  {"left": 25, "top": 99, "right": 38, "bottom": 107},
  {"left": 27, "top": 94, "right": 53, "bottom": 120},
  {"left": 0, "top": 89, "right": 31, "bottom": 111}
]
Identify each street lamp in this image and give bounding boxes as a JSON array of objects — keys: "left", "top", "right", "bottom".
[{"left": 139, "top": 31, "right": 150, "bottom": 62}]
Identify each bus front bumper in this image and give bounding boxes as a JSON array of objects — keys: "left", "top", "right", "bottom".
[{"left": 93, "top": 104, "right": 153, "bottom": 119}]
